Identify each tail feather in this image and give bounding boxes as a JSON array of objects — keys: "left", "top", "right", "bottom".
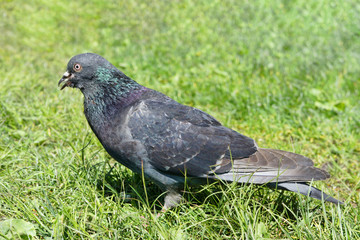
[
  {"left": 211, "top": 148, "right": 343, "bottom": 204},
  {"left": 215, "top": 148, "right": 330, "bottom": 183},
  {"left": 267, "top": 182, "right": 343, "bottom": 205}
]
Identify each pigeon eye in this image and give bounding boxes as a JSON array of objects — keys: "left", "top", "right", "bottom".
[{"left": 73, "top": 63, "right": 82, "bottom": 72}]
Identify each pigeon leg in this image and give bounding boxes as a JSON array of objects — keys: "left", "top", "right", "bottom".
[{"left": 162, "top": 190, "right": 183, "bottom": 211}]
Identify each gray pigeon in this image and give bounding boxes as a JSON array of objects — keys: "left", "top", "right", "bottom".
[{"left": 58, "top": 53, "right": 343, "bottom": 209}]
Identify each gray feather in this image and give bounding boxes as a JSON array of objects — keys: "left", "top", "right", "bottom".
[{"left": 267, "top": 182, "right": 343, "bottom": 204}]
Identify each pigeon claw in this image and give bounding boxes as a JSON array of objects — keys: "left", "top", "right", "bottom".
[{"left": 58, "top": 71, "right": 73, "bottom": 90}]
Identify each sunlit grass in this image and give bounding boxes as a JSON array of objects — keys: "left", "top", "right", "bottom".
[{"left": 0, "top": 0, "right": 359, "bottom": 239}]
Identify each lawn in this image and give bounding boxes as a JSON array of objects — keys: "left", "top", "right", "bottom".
[{"left": 0, "top": 0, "right": 359, "bottom": 239}]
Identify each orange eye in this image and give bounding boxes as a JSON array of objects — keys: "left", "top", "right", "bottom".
[{"left": 73, "top": 63, "right": 82, "bottom": 72}]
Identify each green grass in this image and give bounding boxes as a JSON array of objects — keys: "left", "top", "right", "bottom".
[{"left": 0, "top": 0, "right": 359, "bottom": 238}]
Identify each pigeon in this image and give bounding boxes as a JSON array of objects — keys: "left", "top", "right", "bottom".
[{"left": 58, "top": 53, "right": 343, "bottom": 209}]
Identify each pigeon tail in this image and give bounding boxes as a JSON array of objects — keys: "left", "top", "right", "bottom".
[
  {"left": 267, "top": 182, "right": 343, "bottom": 204},
  {"left": 214, "top": 148, "right": 330, "bottom": 184}
]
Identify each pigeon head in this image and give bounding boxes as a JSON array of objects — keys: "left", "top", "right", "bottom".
[
  {"left": 58, "top": 53, "right": 137, "bottom": 95},
  {"left": 58, "top": 53, "right": 112, "bottom": 90}
]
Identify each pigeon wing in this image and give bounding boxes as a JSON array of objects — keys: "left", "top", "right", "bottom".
[
  {"left": 128, "top": 97, "right": 257, "bottom": 177},
  {"left": 127, "top": 93, "right": 327, "bottom": 184}
]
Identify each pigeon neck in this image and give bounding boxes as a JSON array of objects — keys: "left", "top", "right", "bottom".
[{"left": 82, "top": 69, "right": 148, "bottom": 128}]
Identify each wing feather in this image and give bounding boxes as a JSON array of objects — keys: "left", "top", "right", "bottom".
[
  {"left": 127, "top": 95, "right": 324, "bottom": 184},
  {"left": 128, "top": 98, "right": 257, "bottom": 177}
]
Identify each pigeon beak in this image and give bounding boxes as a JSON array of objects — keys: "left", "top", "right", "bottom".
[{"left": 58, "top": 71, "right": 73, "bottom": 90}]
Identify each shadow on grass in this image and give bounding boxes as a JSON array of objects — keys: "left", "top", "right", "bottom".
[{"left": 82, "top": 160, "right": 323, "bottom": 219}]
